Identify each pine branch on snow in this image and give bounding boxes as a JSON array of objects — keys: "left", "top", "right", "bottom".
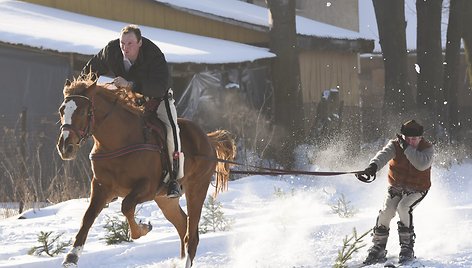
[
  {"left": 28, "top": 231, "right": 71, "bottom": 257},
  {"left": 333, "top": 228, "right": 371, "bottom": 268}
]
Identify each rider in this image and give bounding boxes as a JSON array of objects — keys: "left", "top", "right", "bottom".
[
  {"left": 356, "top": 120, "right": 434, "bottom": 265},
  {"left": 79, "top": 24, "right": 183, "bottom": 198}
]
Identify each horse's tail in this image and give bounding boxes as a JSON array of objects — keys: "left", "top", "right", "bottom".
[{"left": 207, "top": 130, "right": 236, "bottom": 196}]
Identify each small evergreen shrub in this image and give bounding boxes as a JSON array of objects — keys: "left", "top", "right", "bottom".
[
  {"left": 199, "top": 195, "right": 233, "bottom": 234},
  {"left": 273, "top": 186, "right": 295, "bottom": 198},
  {"left": 28, "top": 231, "right": 72, "bottom": 257},
  {"left": 330, "top": 194, "right": 358, "bottom": 218}
]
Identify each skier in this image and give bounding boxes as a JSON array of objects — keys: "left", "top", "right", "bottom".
[{"left": 356, "top": 120, "right": 434, "bottom": 265}]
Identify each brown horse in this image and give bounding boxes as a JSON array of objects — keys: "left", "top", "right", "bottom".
[{"left": 56, "top": 77, "right": 235, "bottom": 267}]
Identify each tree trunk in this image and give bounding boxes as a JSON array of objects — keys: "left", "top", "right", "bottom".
[
  {"left": 462, "top": 1, "right": 472, "bottom": 87},
  {"left": 416, "top": 0, "right": 444, "bottom": 133},
  {"left": 373, "top": 0, "right": 414, "bottom": 115},
  {"left": 267, "top": 0, "right": 304, "bottom": 167},
  {"left": 443, "top": 0, "right": 464, "bottom": 141}
]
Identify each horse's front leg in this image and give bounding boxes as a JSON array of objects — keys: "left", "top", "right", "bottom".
[
  {"left": 121, "top": 178, "right": 154, "bottom": 239},
  {"left": 63, "top": 179, "right": 111, "bottom": 267}
]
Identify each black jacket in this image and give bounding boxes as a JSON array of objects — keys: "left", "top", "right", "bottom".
[{"left": 81, "top": 37, "right": 169, "bottom": 98}]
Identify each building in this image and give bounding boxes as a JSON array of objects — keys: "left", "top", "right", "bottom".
[{"left": 20, "top": 0, "right": 374, "bottom": 136}]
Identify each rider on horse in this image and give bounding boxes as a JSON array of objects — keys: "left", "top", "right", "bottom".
[{"left": 79, "top": 24, "right": 183, "bottom": 198}]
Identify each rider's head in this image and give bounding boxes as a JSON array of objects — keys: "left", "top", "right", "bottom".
[
  {"left": 400, "top": 120, "right": 423, "bottom": 148},
  {"left": 120, "top": 25, "right": 142, "bottom": 62}
]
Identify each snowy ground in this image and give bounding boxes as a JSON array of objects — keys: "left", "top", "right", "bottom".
[{"left": 1, "top": 155, "right": 471, "bottom": 267}]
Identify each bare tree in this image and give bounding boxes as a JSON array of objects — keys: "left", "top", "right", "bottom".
[
  {"left": 267, "top": 0, "right": 304, "bottom": 167},
  {"left": 443, "top": 0, "right": 464, "bottom": 141},
  {"left": 373, "top": 0, "right": 414, "bottom": 115},
  {"left": 463, "top": 2, "right": 472, "bottom": 86},
  {"left": 416, "top": 0, "right": 444, "bottom": 136}
]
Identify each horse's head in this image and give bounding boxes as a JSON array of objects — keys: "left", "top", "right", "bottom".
[{"left": 56, "top": 79, "right": 96, "bottom": 160}]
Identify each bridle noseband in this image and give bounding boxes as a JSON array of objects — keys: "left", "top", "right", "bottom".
[{"left": 60, "top": 95, "right": 94, "bottom": 146}]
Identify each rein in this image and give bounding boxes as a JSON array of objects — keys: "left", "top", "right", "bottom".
[
  {"left": 209, "top": 157, "right": 376, "bottom": 183},
  {"left": 90, "top": 144, "right": 162, "bottom": 161}
]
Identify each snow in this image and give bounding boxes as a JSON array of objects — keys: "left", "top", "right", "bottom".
[
  {"left": 0, "top": 0, "right": 275, "bottom": 64},
  {"left": 1, "top": 153, "right": 471, "bottom": 267},
  {"left": 0, "top": 1, "right": 470, "bottom": 267},
  {"left": 155, "top": 0, "right": 370, "bottom": 41}
]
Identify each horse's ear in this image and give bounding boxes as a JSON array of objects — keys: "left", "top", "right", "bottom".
[
  {"left": 86, "top": 72, "right": 98, "bottom": 88},
  {"left": 87, "top": 77, "right": 98, "bottom": 89},
  {"left": 64, "top": 79, "right": 72, "bottom": 87}
]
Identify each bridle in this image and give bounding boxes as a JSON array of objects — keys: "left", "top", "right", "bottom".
[{"left": 60, "top": 95, "right": 94, "bottom": 146}]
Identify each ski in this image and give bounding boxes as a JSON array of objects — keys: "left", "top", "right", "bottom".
[
  {"left": 383, "top": 258, "right": 425, "bottom": 268},
  {"left": 384, "top": 261, "right": 397, "bottom": 268},
  {"left": 352, "top": 257, "right": 425, "bottom": 268},
  {"left": 351, "top": 258, "right": 387, "bottom": 268}
]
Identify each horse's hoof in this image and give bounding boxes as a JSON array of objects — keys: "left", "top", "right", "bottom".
[
  {"left": 138, "top": 220, "right": 153, "bottom": 232},
  {"left": 62, "top": 263, "right": 77, "bottom": 268},
  {"left": 132, "top": 221, "right": 153, "bottom": 239},
  {"left": 184, "top": 255, "right": 192, "bottom": 268},
  {"left": 62, "top": 253, "right": 78, "bottom": 268}
]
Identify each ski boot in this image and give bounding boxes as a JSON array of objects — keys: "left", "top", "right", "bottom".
[
  {"left": 398, "top": 222, "right": 416, "bottom": 263},
  {"left": 399, "top": 246, "right": 414, "bottom": 263},
  {"left": 363, "top": 244, "right": 387, "bottom": 265},
  {"left": 363, "top": 225, "right": 389, "bottom": 265}
]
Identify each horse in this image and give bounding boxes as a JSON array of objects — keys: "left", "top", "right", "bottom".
[{"left": 56, "top": 77, "right": 236, "bottom": 267}]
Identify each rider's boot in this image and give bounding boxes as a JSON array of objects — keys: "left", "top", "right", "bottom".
[
  {"left": 363, "top": 225, "right": 389, "bottom": 265},
  {"left": 166, "top": 151, "right": 182, "bottom": 198}
]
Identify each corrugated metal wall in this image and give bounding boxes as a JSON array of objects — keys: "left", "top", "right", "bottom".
[
  {"left": 299, "top": 50, "right": 360, "bottom": 107},
  {"left": 0, "top": 44, "right": 93, "bottom": 202}
]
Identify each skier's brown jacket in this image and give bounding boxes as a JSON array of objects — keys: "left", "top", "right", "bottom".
[
  {"left": 388, "top": 139, "right": 433, "bottom": 191},
  {"left": 370, "top": 138, "right": 434, "bottom": 191}
]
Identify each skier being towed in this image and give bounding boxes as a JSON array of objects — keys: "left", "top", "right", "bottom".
[{"left": 356, "top": 120, "right": 434, "bottom": 265}]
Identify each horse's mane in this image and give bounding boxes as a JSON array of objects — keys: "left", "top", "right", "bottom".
[{"left": 64, "top": 75, "right": 144, "bottom": 115}]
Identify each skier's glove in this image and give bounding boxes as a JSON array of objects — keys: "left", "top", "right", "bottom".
[
  {"left": 396, "top": 134, "right": 409, "bottom": 151},
  {"left": 355, "top": 163, "right": 377, "bottom": 183}
]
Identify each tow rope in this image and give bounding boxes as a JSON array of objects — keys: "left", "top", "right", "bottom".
[{"left": 215, "top": 158, "right": 376, "bottom": 183}]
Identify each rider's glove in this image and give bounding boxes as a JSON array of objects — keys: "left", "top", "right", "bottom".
[{"left": 113, "top": 77, "right": 133, "bottom": 89}]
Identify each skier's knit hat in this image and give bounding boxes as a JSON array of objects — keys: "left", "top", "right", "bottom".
[{"left": 401, "top": 120, "right": 424, "bottom": 137}]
